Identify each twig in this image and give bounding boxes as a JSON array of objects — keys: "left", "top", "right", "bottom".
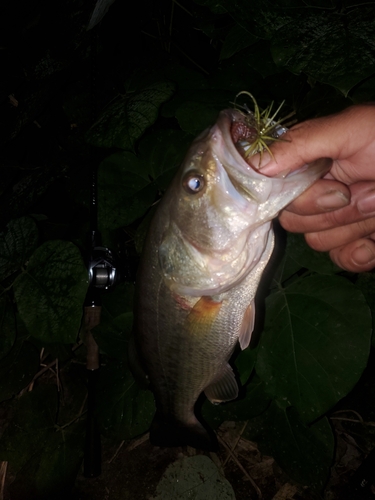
[
  {"left": 108, "top": 441, "right": 125, "bottom": 463},
  {"left": 125, "top": 434, "right": 150, "bottom": 453},
  {"left": 330, "top": 409, "right": 364, "bottom": 424},
  {"left": 218, "top": 435, "right": 262, "bottom": 499},
  {"left": 28, "top": 359, "right": 58, "bottom": 386},
  {"left": 109, "top": 433, "right": 150, "bottom": 463},
  {"left": 222, "top": 421, "right": 248, "bottom": 467},
  {"left": 72, "top": 340, "right": 84, "bottom": 352},
  {"left": 59, "top": 409, "right": 87, "bottom": 430},
  {"left": 0, "top": 462, "right": 7, "bottom": 500},
  {"left": 330, "top": 417, "right": 363, "bottom": 424},
  {"left": 173, "top": 0, "right": 193, "bottom": 16},
  {"left": 59, "top": 393, "right": 88, "bottom": 430}
]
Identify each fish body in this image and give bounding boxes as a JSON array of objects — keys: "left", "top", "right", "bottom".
[{"left": 133, "top": 108, "right": 330, "bottom": 450}]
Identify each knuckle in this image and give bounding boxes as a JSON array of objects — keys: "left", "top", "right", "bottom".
[{"left": 305, "top": 231, "right": 329, "bottom": 251}]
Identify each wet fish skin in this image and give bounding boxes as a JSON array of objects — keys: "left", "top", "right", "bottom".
[{"left": 133, "top": 108, "right": 331, "bottom": 450}]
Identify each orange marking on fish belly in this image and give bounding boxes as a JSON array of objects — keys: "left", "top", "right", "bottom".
[
  {"left": 172, "top": 293, "right": 193, "bottom": 311},
  {"left": 186, "top": 296, "right": 222, "bottom": 331}
]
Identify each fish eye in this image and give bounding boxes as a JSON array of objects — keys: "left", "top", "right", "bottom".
[{"left": 183, "top": 172, "right": 205, "bottom": 194}]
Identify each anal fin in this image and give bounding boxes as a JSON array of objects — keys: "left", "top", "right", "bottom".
[{"left": 204, "top": 363, "right": 238, "bottom": 404}]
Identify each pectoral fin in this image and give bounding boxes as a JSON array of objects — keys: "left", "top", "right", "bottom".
[
  {"left": 204, "top": 363, "right": 238, "bottom": 404},
  {"left": 239, "top": 300, "right": 255, "bottom": 350}
]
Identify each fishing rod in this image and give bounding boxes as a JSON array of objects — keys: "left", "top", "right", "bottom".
[{"left": 82, "top": 27, "right": 119, "bottom": 478}]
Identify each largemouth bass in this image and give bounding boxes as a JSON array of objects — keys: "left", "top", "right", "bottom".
[{"left": 132, "top": 108, "right": 331, "bottom": 451}]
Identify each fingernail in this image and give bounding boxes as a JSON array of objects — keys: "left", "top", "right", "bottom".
[
  {"left": 316, "top": 190, "right": 350, "bottom": 210},
  {"left": 351, "top": 244, "right": 375, "bottom": 266},
  {"left": 358, "top": 190, "right": 375, "bottom": 214}
]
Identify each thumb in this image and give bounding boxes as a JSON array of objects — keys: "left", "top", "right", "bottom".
[
  {"left": 249, "top": 115, "right": 342, "bottom": 176},
  {"left": 249, "top": 105, "right": 375, "bottom": 177}
]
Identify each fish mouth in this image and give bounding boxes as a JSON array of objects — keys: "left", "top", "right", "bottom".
[{"left": 213, "top": 109, "right": 331, "bottom": 204}]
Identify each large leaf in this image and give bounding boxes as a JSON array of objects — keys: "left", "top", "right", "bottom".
[
  {"left": 0, "top": 386, "right": 57, "bottom": 468},
  {"left": 284, "top": 233, "right": 341, "bottom": 275},
  {"left": 256, "top": 402, "right": 334, "bottom": 490},
  {"left": 268, "top": 8, "right": 375, "bottom": 95},
  {"left": 93, "top": 312, "right": 132, "bottom": 360},
  {"left": 98, "top": 151, "right": 157, "bottom": 231},
  {"left": 13, "top": 240, "right": 88, "bottom": 343},
  {"left": 152, "top": 455, "right": 236, "bottom": 499},
  {"left": 220, "top": 24, "right": 257, "bottom": 60},
  {"left": 235, "top": 40, "right": 281, "bottom": 78},
  {"left": 256, "top": 275, "right": 372, "bottom": 422},
  {"left": 30, "top": 423, "right": 84, "bottom": 499},
  {"left": 202, "top": 0, "right": 375, "bottom": 95},
  {"left": 86, "top": 81, "right": 175, "bottom": 149},
  {"left": 0, "top": 385, "right": 84, "bottom": 499},
  {"left": 137, "top": 129, "right": 191, "bottom": 190},
  {"left": 0, "top": 217, "right": 39, "bottom": 281},
  {"left": 96, "top": 360, "right": 155, "bottom": 440},
  {"left": 162, "top": 88, "right": 233, "bottom": 134},
  {"left": 355, "top": 273, "right": 375, "bottom": 348},
  {"left": 98, "top": 130, "right": 190, "bottom": 230}
]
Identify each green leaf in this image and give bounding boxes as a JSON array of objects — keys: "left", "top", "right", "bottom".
[
  {"left": 351, "top": 74, "right": 375, "bottom": 103},
  {"left": 96, "top": 360, "right": 155, "bottom": 440},
  {"left": 175, "top": 102, "right": 221, "bottom": 135},
  {"left": 32, "top": 423, "right": 85, "bottom": 498},
  {"left": 97, "top": 130, "right": 190, "bottom": 230},
  {"left": 137, "top": 129, "right": 191, "bottom": 190},
  {"left": 0, "top": 386, "right": 57, "bottom": 468},
  {"left": 0, "top": 385, "right": 84, "bottom": 499},
  {"left": 98, "top": 151, "right": 157, "bottom": 231},
  {"left": 86, "top": 81, "right": 175, "bottom": 149},
  {"left": 0, "top": 217, "right": 39, "bottom": 281},
  {"left": 91, "top": 279, "right": 135, "bottom": 360},
  {"left": 256, "top": 275, "right": 372, "bottom": 422},
  {"left": 261, "top": 403, "right": 334, "bottom": 490},
  {"left": 271, "top": 246, "right": 303, "bottom": 289},
  {"left": 235, "top": 346, "right": 257, "bottom": 385},
  {"left": 164, "top": 65, "right": 209, "bottom": 90},
  {"left": 0, "top": 339, "right": 40, "bottom": 402},
  {"left": 268, "top": 9, "right": 375, "bottom": 95},
  {"left": 93, "top": 312, "right": 132, "bottom": 360},
  {"left": 13, "top": 240, "right": 88, "bottom": 343},
  {"left": 355, "top": 273, "right": 375, "bottom": 348},
  {"left": 238, "top": 40, "right": 281, "bottom": 78},
  {"left": 220, "top": 24, "right": 257, "bottom": 60},
  {"left": 284, "top": 233, "right": 341, "bottom": 275},
  {"left": 153, "top": 455, "right": 236, "bottom": 499},
  {"left": 162, "top": 89, "right": 232, "bottom": 135},
  {"left": 297, "top": 83, "right": 351, "bottom": 120}
]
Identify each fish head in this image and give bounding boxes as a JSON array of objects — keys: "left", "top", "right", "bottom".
[{"left": 158, "top": 109, "right": 331, "bottom": 296}]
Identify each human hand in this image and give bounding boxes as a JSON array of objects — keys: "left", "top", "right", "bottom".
[{"left": 250, "top": 105, "right": 375, "bottom": 272}]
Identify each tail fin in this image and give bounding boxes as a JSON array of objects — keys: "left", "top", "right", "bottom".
[{"left": 150, "top": 413, "right": 218, "bottom": 451}]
